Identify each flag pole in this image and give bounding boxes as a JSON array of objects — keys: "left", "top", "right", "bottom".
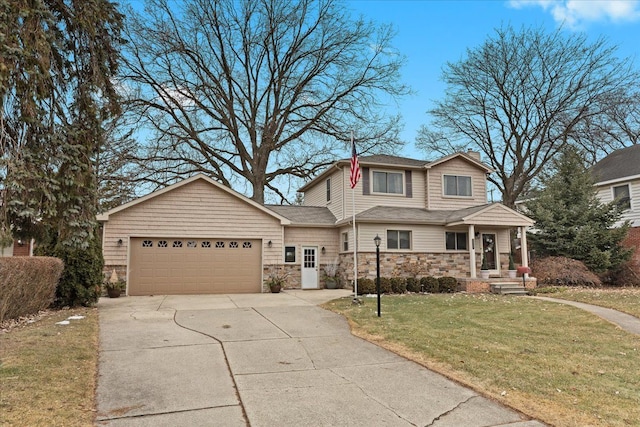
[{"left": 351, "top": 131, "right": 359, "bottom": 302}]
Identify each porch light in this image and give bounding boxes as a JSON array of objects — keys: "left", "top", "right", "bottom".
[
  {"left": 321, "top": 246, "right": 326, "bottom": 254},
  {"left": 117, "top": 239, "right": 123, "bottom": 246},
  {"left": 374, "top": 234, "right": 381, "bottom": 248},
  {"left": 267, "top": 240, "right": 272, "bottom": 248}
]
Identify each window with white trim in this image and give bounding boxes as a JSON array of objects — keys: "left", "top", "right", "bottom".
[
  {"left": 387, "top": 230, "right": 411, "bottom": 250},
  {"left": 613, "top": 184, "right": 631, "bottom": 210},
  {"left": 342, "top": 232, "right": 349, "bottom": 252},
  {"left": 444, "top": 175, "right": 472, "bottom": 197},
  {"left": 445, "top": 232, "right": 468, "bottom": 250},
  {"left": 372, "top": 171, "right": 403, "bottom": 194}
]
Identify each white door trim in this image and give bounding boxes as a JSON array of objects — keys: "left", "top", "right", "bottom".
[
  {"left": 481, "top": 232, "right": 499, "bottom": 276},
  {"left": 301, "top": 246, "right": 319, "bottom": 289}
]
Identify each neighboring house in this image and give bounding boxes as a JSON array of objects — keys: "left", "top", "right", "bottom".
[
  {"left": 592, "top": 144, "right": 640, "bottom": 271},
  {"left": 98, "top": 152, "right": 534, "bottom": 296},
  {"left": 0, "top": 239, "right": 34, "bottom": 257}
]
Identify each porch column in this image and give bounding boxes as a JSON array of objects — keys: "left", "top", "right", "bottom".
[
  {"left": 520, "top": 226, "right": 529, "bottom": 269},
  {"left": 468, "top": 224, "right": 476, "bottom": 278}
]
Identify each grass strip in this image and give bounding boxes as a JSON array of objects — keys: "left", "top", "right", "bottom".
[
  {"left": 325, "top": 294, "right": 640, "bottom": 427},
  {"left": 536, "top": 286, "right": 640, "bottom": 318},
  {"left": 0, "top": 307, "right": 98, "bottom": 427}
]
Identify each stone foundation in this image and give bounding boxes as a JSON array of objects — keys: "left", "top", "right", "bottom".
[
  {"left": 458, "top": 277, "right": 538, "bottom": 293},
  {"left": 263, "top": 263, "right": 345, "bottom": 291},
  {"left": 103, "top": 265, "right": 127, "bottom": 283}
]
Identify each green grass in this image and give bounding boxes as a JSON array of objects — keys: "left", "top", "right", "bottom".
[
  {"left": 0, "top": 308, "right": 98, "bottom": 427},
  {"left": 537, "top": 286, "right": 640, "bottom": 318},
  {"left": 325, "top": 294, "right": 640, "bottom": 427}
]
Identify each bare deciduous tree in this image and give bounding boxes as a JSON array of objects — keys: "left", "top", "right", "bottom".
[
  {"left": 417, "top": 25, "right": 639, "bottom": 208},
  {"left": 123, "top": 0, "right": 409, "bottom": 203}
]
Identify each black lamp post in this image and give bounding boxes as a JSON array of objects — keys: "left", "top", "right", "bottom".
[{"left": 374, "top": 234, "right": 382, "bottom": 317}]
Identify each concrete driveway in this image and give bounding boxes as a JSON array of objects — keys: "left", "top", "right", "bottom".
[{"left": 95, "top": 290, "right": 544, "bottom": 426}]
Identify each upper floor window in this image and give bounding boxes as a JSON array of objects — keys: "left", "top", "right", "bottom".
[
  {"left": 326, "top": 178, "right": 331, "bottom": 202},
  {"left": 387, "top": 230, "right": 411, "bottom": 250},
  {"left": 613, "top": 184, "right": 631, "bottom": 210},
  {"left": 445, "top": 232, "right": 468, "bottom": 251},
  {"left": 373, "top": 171, "right": 403, "bottom": 194},
  {"left": 444, "top": 175, "right": 472, "bottom": 197}
]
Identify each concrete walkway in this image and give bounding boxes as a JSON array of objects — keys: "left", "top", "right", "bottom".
[
  {"left": 531, "top": 296, "right": 640, "bottom": 336},
  {"left": 95, "top": 290, "right": 544, "bottom": 427}
]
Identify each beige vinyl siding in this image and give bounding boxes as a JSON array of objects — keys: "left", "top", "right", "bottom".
[
  {"left": 357, "top": 223, "right": 444, "bottom": 252},
  {"left": 102, "top": 179, "right": 283, "bottom": 268},
  {"left": 345, "top": 168, "right": 426, "bottom": 217},
  {"left": 428, "top": 158, "right": 487, "bottom": 210},
  {"left": 302, "top": 174, "right": 329, "bottom": 207},
  {"left": 464, "top": 206, "right": 532, "bottom": 227},
  {"left": 284, "top": 227, "right": 340, "bottom": 264},
  {"left": 597, "top": 179, "right": 640, "bottom": 227}
]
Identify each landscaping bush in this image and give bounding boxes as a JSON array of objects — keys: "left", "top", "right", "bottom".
[
  {"left": 37, "top": 231, "right": 104, "bottom": 307},
  {"left": 0, "top": 257, "right": 64, "bottom": 322},
  {"left": 356, "top": 278, "right": 375, "bottom": 295},
  {"left": 406, "top": 277, "right": 421, "bottom": 293},
  {"left": 390, "top": 277, "right": 407, "bottom": 294},
  {"left": 420, "top": 276, "right": 439, "bottom": 293},
  {"left": 379, "top": 277, "right": 393, "bottom": 294},
  {"left": 600, "top": 260, "right": 640, "bottom": 287},
  {"left": 531, "top": 256, "right": 601, "bottom": 287},
  {"left": 438, "top": 276, "right": 458, "bottom": 293}
]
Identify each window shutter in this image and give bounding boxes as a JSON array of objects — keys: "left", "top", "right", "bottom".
[
  {"left": 362, "top": 167, "right": 370, "bottom": 195},
  {"left": 405, "top": 170, "right": 412, "bottom": 198}
]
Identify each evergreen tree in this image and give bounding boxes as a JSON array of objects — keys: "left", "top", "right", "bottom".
[
  {"left": 1, "top": 0, "right": 124, "bottom": 306},
  {"left": 525, "top": 148, "right": 631, "bottom": 273}
]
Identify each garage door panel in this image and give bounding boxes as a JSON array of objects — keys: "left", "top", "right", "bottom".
[{"left": 129, "top": 238, "right": 262, "bottom": 295}]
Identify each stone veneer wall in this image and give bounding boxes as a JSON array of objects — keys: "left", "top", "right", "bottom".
[{"left": 338, "top": 252, "right": 472, "bottom": 283}]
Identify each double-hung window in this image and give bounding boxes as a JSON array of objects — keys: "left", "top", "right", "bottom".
[
  {"left": 444, "top": 175, "right": 472, "bottom": 197},
  {"left": 387, "top": 230, "right": 411, "bottom": 250},
  {"left": 613, "top": 184, "right": 631, "bottom": 210},
  {"left": 342, "top": 232, "right": 349, "bottom": 252},
  {"left": 445, "top": 232, "right": 468, "bottom": 251},
  {"left": 373, "top": 171, "right": 403, "bottom": 194}
]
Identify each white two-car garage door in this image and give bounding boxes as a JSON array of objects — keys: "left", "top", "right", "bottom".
[{"left": 128, "top": 237, "right": 262, "bottom": 295}]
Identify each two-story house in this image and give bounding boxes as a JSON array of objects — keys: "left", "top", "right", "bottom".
[
  {"left": 98, "top": 152, "right": 534, "bottom": 296},
  {"left": 592, "top": 144, "right": 640, "bottom": 274}
]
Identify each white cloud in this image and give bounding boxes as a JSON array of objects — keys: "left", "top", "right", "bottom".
[{"left": 508, "top": 0, "right": 640, "bottom": 28}]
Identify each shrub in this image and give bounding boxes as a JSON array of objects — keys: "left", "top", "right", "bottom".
[
  {"left": 356, "top": 278, "right": 375, "bottom": 295},
  {"left": 531, "top": 256, "right": 601, "bottom": 287},
  {"left": 37, "top": 231, "right": 104, "bottom": 307},
  {"left": 390, "top": 277, "right": 407, "bottom": 294},
  {"left": 406, "top": 277, "right": 420, "bottom": 293},
  {"left": 379, "top": 277, "right": 393, "bottom": 294},
  {"left": 438, "top": 276, "right": 458, "bottom": 293},
  {"left": 420, "top": 276, "right": 439, "bottom": 293},
  {"left": 0, "top": 257, "right": 64, "bottom": 322}
]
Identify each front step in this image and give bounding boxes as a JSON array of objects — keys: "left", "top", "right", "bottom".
[{"left": 490, "top": 283, "right": 528, "bottom": 296}]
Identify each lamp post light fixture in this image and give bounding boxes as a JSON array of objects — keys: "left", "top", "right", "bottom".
[{"left": 374, "top": 234, "right": 382, "bottom": 317}]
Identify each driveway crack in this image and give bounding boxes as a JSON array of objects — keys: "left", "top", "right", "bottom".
[
  {"left": 424, "top": 395, "right": 478, "bottom": 427},
  {"left": 172, "top": 311, "right": 250, "bottom": 427}
]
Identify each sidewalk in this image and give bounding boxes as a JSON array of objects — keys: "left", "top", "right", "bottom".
[{"left": 531, "top": 296, "right": 640, "bottom": 335}]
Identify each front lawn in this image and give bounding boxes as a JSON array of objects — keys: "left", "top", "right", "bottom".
[
  {"left": 324, "top": 294, "right": 640, "bottom": 427},
  {"left": 536, "top": 286, "right": 640, "bottom": 318},
  {"left": 0, "top": 308, "right": 98, "bottom": 427}
]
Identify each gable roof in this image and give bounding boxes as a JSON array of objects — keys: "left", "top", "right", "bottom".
[
  {"left": 338, "top": 203, "right": 533, "bottom": 227},
  {"left": 298, "top": 152, "right": 493, "bottom": 192},
  {"left": 265, "top": 205, "right": 336, "bottom": 226},
  {"left": 97, "top": 174, "right": 291, "bottom": 224},
  {"left": 592, "top": 145, "right": 640, "bottom": 185}
]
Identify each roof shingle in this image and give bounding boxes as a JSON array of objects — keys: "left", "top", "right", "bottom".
[
  {"left": 592, "top": 145, "right": 640, "bottom": 183},
  {"left": 265, "top": 205, "right": 336, "bottom": 225}
]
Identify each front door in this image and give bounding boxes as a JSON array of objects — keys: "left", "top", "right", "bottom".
[
  {"left": 301, "top": 246, "right": 318, "bottom": 289},
  {"left": 482, "top": 233, "right": 498, "bottom": 275}
]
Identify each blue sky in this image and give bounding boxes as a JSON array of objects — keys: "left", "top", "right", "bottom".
[{"left": 345, "top": 0, "right": 640, "bottom": 158}]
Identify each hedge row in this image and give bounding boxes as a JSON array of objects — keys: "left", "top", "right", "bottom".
[
  {"left": 0, "top": 257, "right": 64, "bottom": 322},
  {"left": 356, "top": 276, "right": 458, "bottom": 295}
]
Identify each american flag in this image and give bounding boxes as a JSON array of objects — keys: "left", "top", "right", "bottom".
[{"left": 349, "top": 135, "right": 361, "bottom": 189}]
